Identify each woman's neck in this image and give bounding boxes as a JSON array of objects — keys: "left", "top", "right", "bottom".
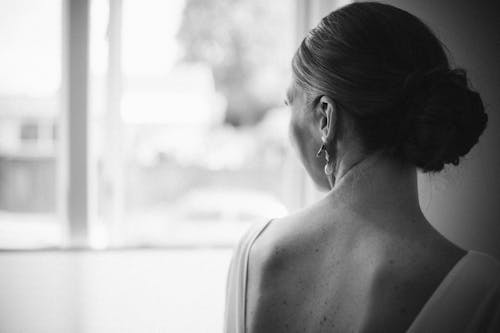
[{"left": 326, "top": 151, "right": 426, "bottom": 231}]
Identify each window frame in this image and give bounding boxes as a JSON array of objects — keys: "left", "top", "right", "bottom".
[{"left": 60, "top": 0, "right": 92, "bottom": 247}]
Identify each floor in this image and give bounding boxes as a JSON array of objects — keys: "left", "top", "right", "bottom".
[{"left": 0, "top": 249, "right": 233, "bottom": 333}]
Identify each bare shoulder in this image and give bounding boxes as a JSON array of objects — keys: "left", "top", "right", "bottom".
[
  {"left": 248, "top": 207, "right": 324, "bottom": 279},
  {"left": 245, "top": 214, "right": 300, "bottom": 332},
  {"left": 245, "top": 206, "right": 338, "bottom": 332},
  {"left": 246, "top": 215, "right": 296, "bottom": 286}
]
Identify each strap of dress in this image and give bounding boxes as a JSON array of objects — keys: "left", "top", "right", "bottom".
[
  {"left": 224, "top": 219, "right": 274, "bottom": 333},
  {"left": 407, "top": 251, "right": 500, "bottom": 332}
]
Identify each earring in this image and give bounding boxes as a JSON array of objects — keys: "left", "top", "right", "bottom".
[
  {"left": 316, "top": 144, "right": 327, "bottom": 158},
  {"left": 324, "top": 162, "right": 334, "bottom": 176},
  {"left": 316, "top": 135, "right": 329, "bottom": 159},
  {"left": 316, "top": 142, "right": 334, "bottom": 176}
]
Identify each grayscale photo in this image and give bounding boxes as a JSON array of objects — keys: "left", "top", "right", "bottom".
[{"left": 0, "top": 0, "right": 499, "bottom": 332}]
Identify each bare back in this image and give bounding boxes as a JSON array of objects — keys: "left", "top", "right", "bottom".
[{"left": 245, "top": 178, "right": 465, "bottom": 332}]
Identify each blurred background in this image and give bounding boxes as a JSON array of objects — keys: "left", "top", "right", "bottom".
[
  {"left": 0, "top": 0, "right": 498, "bottom": 332},
  {"left": 0, "top": 0, "right": 298, "bottom": 249}
]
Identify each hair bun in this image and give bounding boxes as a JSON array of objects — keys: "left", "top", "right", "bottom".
[{"left": 396, "top": 67, "right": 488, "bottom": 172}]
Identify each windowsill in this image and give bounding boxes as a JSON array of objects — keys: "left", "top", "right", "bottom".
[{"left": 0, "top": 248, "right": 232, "bottom": 332}]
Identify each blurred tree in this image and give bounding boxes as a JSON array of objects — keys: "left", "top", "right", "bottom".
[{"left": 176, "top": 0, "right": 293, "bottom": 126}]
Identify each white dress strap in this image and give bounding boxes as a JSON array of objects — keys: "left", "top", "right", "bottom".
[
  {"left": 407, "top": 250, "right": 500, "bottom": 332},
  {"left": 224, "top": 219, "right": 274, "bottom": 333}
]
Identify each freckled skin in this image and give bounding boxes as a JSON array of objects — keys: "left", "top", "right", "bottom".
[{"left": 245, "top": 82, "right": 465, "bottom": 332}]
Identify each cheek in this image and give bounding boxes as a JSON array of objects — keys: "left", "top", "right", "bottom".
[
  {"left": 289, "top": 115, "right": 331, "bottom": 190},
  {"left": 288, "top": 113, "right": 301, "bottom": 151},
  {"left": 289, "top": 111, "right": 311, "bottom": 162}
]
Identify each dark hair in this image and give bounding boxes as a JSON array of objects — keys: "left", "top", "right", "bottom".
[{"left": 292, "top": 2, "right": 487, "bottom": 172}]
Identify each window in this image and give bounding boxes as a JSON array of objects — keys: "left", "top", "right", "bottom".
[
  {"left": 0, "top": 0, "right": 329, "bottom": 250},
  {"left": 0, "top": 0, "right": 61, "bottom": 248},
  {"left": 0, "top": 0, "right": 326, "bottom": 250},
  {"left": 90, "top": 0, "right": 299, "bottom": 247}
]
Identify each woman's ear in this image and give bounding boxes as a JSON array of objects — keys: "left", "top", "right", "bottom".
[{"left": 316, "top": 96, "right": 337, "bottom": 142}]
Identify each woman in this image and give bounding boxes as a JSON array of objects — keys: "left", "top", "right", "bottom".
[{"left": 224, "top": 2, "right": 499, "bottom": 332}]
